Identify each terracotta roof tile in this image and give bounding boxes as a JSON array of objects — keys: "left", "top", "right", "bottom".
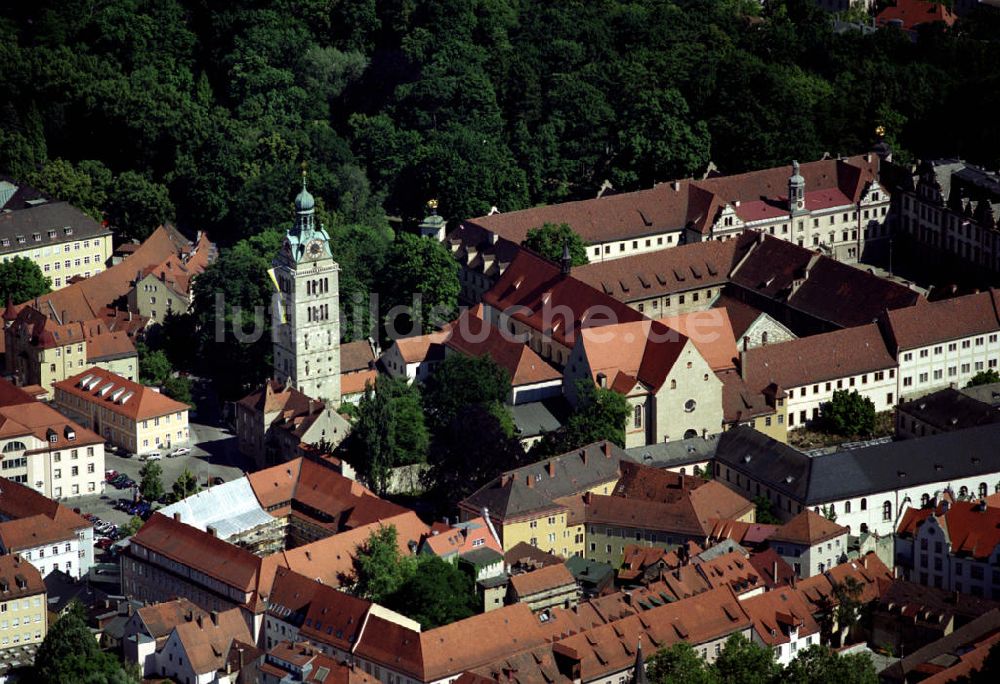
[
  {"left": 740, "top": 323, "right": 896, "bottom": 392},
  {"left": 579, "top": 320, "right": 687, "bottom": 392},
  {"left": 742, "top": 586, "right": 820, "bottom": 647},
  {"left": 0, "top": 555, "right": 45, "bottom": 598},
  {"left": 877, "top": 0, "right": 957, "bottom": 30},
  {"left": 483, "top": 250, "right": 645, "bottom": 349},
  {"left": 136, "top": 598, "right": 206, "bottom": 639},
  {"left": 0, "top": 478, "right": 90, "bottom": 551},
  {"left": 572, "top": 239, "right": 744, "bottom": 302},
  {"left": 769, "top": 509, "right": 848, "bottom": 546},
  {"left": 54, "top": 366, "right": 189, "bottom": 422},
  {"left": 444, "top": 306, "right": 561, "bottom": 386},
  {"left": 510, "top": 563, "right": 576, "bottom": 598},
  {"left": 341, "top": 340, "right": 376, "bottom": 373},
  {"left": 172, "top": 606, "right": 254, "bottom": 675},
  {"left": 658, "top": 309, "right": 738, "bottom": 372},
  {"left": 882, "top": 290, "right": 1000, "bottom": 351}
]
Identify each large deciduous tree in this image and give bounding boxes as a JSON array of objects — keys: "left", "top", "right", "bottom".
[
  {"left": 523, "top": 223, "right": 589, "bottom": 266},
  {"left": 0, "top": 257, "right": 51, "bottom": 303},
  {"left": 33, "top": 602, "right": 138, "bottom": 683},
  {"left": 380, "top": 233, "right": 460, "bottom": 339},
  {"left": 822, "top": 390, "right": 876, "bottom": 437}
]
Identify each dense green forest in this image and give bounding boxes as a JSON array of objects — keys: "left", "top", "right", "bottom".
[
  {"left": 2, "top": 0, "right": 999, "bottom": 246},
  {"left": 3, "top": 0, "right": 998, "bottom": 399}
]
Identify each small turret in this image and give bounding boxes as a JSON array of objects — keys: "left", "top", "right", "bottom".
[{"left": 560, "top": 240, "right": 572, "bottom": 277}]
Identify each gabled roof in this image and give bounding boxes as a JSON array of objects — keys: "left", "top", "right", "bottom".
[
  {"left": 129, "top": 513, "right": 265, "bottom": 593},
  {"left": 134, "top": 598, "right": 207, "bottom": 639},
  {"left": 444, "top": 306, "right": 561, "bottom": 386},
  {"left": 551, "top": 586, "right": 749, "bottom": 682},
  {"left": 729, "top": 234, "right": 920, "bottom": 329},
  {"left": 881, "top": 609, "right": 1000, "bottom": 683},
  {"left": 578, "top": 320, "right": 687, "bottom": 393},
  {"left": 740, "top": 322, "right": 896, "bottom": 392},
  {"left": 658, "top": 309, "right": 738, "bottom": 372},
  {"left": 464, "top": 156, "right": 881, "bottom": 243},
  {"left": 571, "top": 239, "right": 745, "bottom": 301},
  {"left": 13, "top": 224, "right": 192, "bottom": 322},
  {"left": 742, "top": 586, "right": 820, "bottom": 647},
  {"left": 55, "top": 366, "right": 188, "bottom": 421},
  {"left": 881, "top": 290, "right": 1000, "bottom": 352},
  {"left": 747, "top": 549, "right": 796, "bottom": 589},
  {"left": 0, "top": 468, "right": 90, "bottom": 551},
  {"left": 171, "top": 606, "right": 254, "bottom": 676},
  {"left": 876, "top": 0, "right": 957, "bottom": 30},
  {"left": 769, "top": 509, "right": 848, "bottom": 546},
  {"left": 510, "top": 563, "right": 576, "bottom": 598},
  {"left": 341, "top": 340, "right": 376, "bottom": 373},
  {"left": 795, "top": 553, "right": 892, "bottom": 613},
  {"left": 899, "top": 501, "right": 1000, "bottom": 562},
  {"left": 483, "top": 250, "right": 645, "bottom": 349},
  {"left": 460, "top": 441, "right": 631, "bottom": 523},
  {"left": 0, "top": 555, "right": 45, "bottom": 599}
]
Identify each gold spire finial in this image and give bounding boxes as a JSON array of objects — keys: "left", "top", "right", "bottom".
[
  {"left": 427, "top": 198, "right": 439, "bottom": 212},
  {"left": 875, "top": 125, "right": 886, "bottom": 138}
]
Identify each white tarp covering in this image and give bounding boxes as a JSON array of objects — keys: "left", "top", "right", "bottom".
[{"left": 158, "top": 478, "right": 274, "bottom": 540}]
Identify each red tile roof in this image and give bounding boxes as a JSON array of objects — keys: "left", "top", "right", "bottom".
[
  {"left": 444, "top": 306, "right": 561, "bottom": 386},
  {"left": 129, "top": 513, "right": 265, "bottom": 593},
  {"left": 0, "top": 555, "right": 45, "bottom": 598},
  {"left": 465, "top": 156, "right": 881, "bottom": 243},
  {"left": 658, "top": 309, "right": 738, "bottom": 372},
  {"left": 0, "top": 478, "right": 90, "bottom": 551},
  {"left": 740, "top": 322, "right": 896, "bottom": 392},
  {"left": 14, "top": 224, "right": 193, "bottom": 322},
  {"left": 483, "top": 250, "right": 645, "bottom": 350},
  {"left": 571, "top": 239, "right": 744, "bottom": 302},
  {"left": 509, "top": 563, "right": 576, "bottom": 598},
  {"left": 897, "top": 501, "right": 1000, "bottom": 561},
  {"left": 877, "top": 0, "right": 956, "bottom": 30},
  {"left": 795, "top": 553, "right": 892, "bottom": 613},
  {"left": 881, "top": 290, "right": 1000, "bottom": 352},
  {"left": 742, "top": 586, "right": 820, "bottom": 647},
  {"left": 769, "top": 509, "right": 848, "bottom": 546},
  {"left": 578, "top": 320, "right": 687, "bottom": 393},
  {"left": 54, "top": 366, "right": 189, "bottom": 421},
  {"left": 551, "top": 586, "right": 750, "bottom": 682}
]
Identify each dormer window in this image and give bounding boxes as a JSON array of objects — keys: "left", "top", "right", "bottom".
[
  {"left": 63, "top": 227, "right": 73, "bottom": 235},
  {"left": 32, "top": 233, "right": 41, "bottom": 242},
  {"left": 16, "top": 235, "right": 25, "bottom": 244},
  {"left": 48, "top": 230, "right": 56, "bottom": 239}
]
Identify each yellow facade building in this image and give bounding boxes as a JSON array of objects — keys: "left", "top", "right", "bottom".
[
  {"left": 0, "top": 555, "right": 47, "bottom": 655},
  {"left": 4, "top": 306, "right": 138, "bottom": 396},
  {"left": 0, "top": 182, "right": 113, "bottom": 290},
  {"left": 53, "top": 367, "right": 190, "bottom": 456},
  {"left": 459, "top": 441, "right": 629, "bottom": 558}
]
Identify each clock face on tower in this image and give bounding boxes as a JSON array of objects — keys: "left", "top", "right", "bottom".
[{"left": 306, "top": 239, "right": 325, "bottom": 260}]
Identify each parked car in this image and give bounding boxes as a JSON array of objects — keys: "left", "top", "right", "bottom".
[
  {"left": 170, "top": 447, "right": 191, "bottom": 457},
  {"left": 143, "top": 452, "right": 163, "bottom": 461},
  {"left": 104, "top": 470, "right": 118, "bottom": 481},
  {"left": 95, "top": 537, "right": 115, "bottom": 550}
]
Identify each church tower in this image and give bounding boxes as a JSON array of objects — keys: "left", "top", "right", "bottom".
[
  {"left": 272, "top": 173, "right": 341, "bottom": 402},
  {"left": 788, "top": 160, "right": 806, "bottom": 216}
]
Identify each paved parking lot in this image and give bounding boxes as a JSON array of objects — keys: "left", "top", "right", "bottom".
[{"left": 71, "top": 421, "right": 249, "bottom": 533}]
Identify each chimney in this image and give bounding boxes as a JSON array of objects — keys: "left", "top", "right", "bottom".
[
  {"left": 743, "top": 336, "right": 750, "bottom": 351},
  {"left": 60, "top": 310, "right": 67, "bottom": 325},
  {"left": 526, "top": 475, "right": 534, "bottom": 488},
  {"left": 206, "top": 525, "right": 217, "bottom": 538},
  {"left": 773, "top": 560, "right": 778, "bottom": 583},
  {"left": 210, "top": 610, "right": 219, "bottom": 626},
  {"left": 173, "top": 512, "right": 182, "bottom": 522},
  {"left": 672, "top": 181, "right": 681, "bottom": 191},
  {"left": 196, "top": 614, "right": 203, "bottom": 628},
  {"left": 547, "top": 461, "right": 556, "bottom": 477},
  {"left": 603, "top": 442, "right": 612, "bottom": 458},
  {"left": 581, "top": 449, "right": 588, "bottom": 465}
]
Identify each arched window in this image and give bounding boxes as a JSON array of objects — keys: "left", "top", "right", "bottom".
[
  {"left": 921, "top": 493, "right": 930, "bottom": 507},
  {"left": 633, "top": 405, "right": 643, "bottom": 429},
  {"left": 844, "top": 501, "right": 851, "bottom": 514},
  {"left": 960, "top": 486, "right": 969, "bottom": 499},
  {"left": 980, "top": 483, "right": 988, "bottom": 498},
  {"left": 761, "top": 331, "right": 769, "bottom": 345},
  {"left": 882, "top": 501, "right": 892, "bottom": 521},
  {"left": 2, "top": 441, "right": 26, "bottom": 453},
  {"left": 860, "top": 523, "right": 868, "bottom": 534},
  {"left": 683, "top": 429, "right": 698, "bottom": 439},
  {"left": 670, "top": 380, "right": 677, "bottom": 390},
  {"left": 860, "top": 498, "right": 867, "bottom": 511}
]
